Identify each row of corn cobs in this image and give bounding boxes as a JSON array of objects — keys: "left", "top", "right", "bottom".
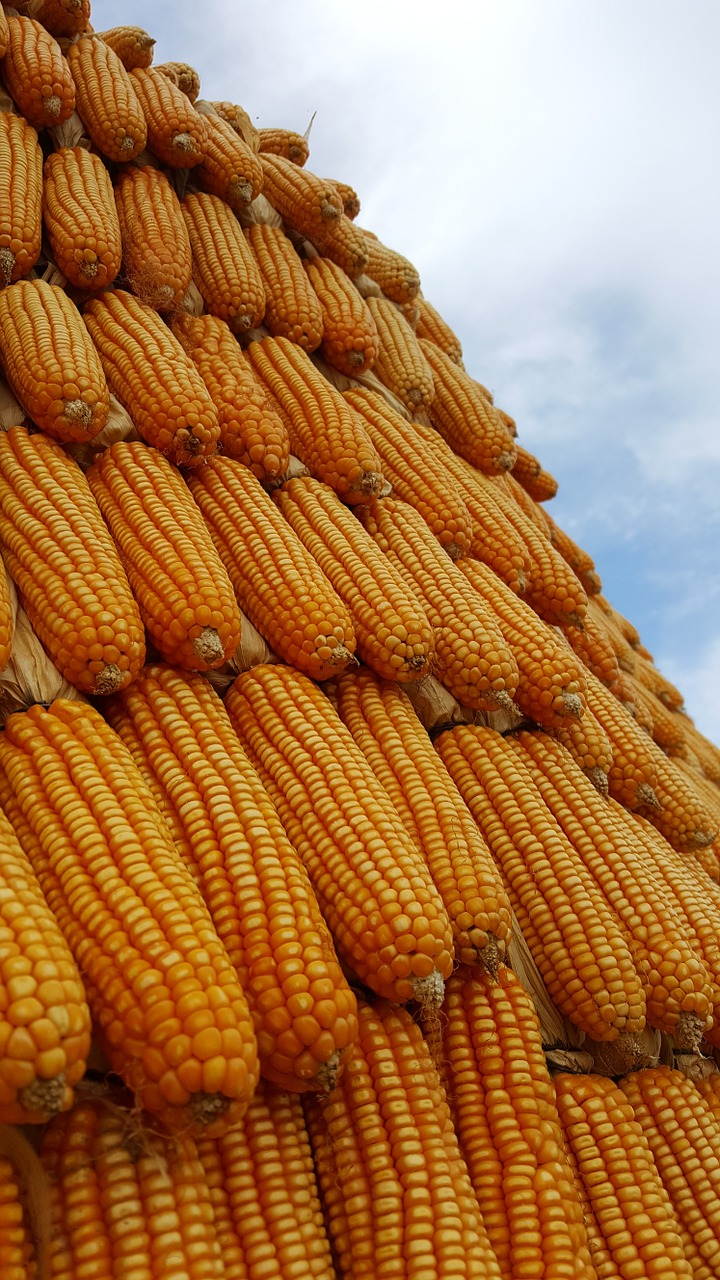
[{"left": 1, "top": 2, "right": 720, "bottom": 1277}]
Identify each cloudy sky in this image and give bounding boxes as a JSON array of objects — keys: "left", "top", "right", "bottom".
[{"left": 95, "top": 1, "right": 720, "bottom": 741}]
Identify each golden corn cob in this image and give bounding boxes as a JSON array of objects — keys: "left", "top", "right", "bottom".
[
  {"left": 209, "top": 100, "right": 259, "bottom": 151},
  {"left": 359, "top": 227, "right": 421, "bottom": 302},
  {"left": 257, "top": 126, "right": 310, "bottom": 165},
  {"left": 66, "top": 35, "right": 147, "bottom": 162},
  {"left": 329, "top": 176, "right": 360, "bottom": 219},
  {"left": 633, "top": 649, "right": 685, "bottom": 711},
  {"left": 415, "top": 294, "right": 464, "bottom": 364},
  {"left": 357, "top": 495, "right": 520, "bottom": 711},
  {"left": 154, "top": 60, "right": 200, "bottom": 101},
  {"left": 587, "top": 597, "right": 638, "bottom": 675},
  {"left": 187, "top": 457, "right": 355, "bottom": 680},
  {"left": 552, "top": 703, "right": 613, "bottom": 793},
  {"left": 307, "top": 210, "right": 370, "bottom": 276},
  {"left": 584, "top": 669, "right": 662, "bottom": 810},
  {"left": 0, "top": 566, "right": 11, "bottom": 675},
  {"left": 697, "top": 1075, "right": 720, "bottom": 1125},
  {"left": 674, "top": 715, "right": 720, "bottom": 785},
  {"left": 333, "top": 669, "right": 513, "bottom": 969},
  {"left": 564, "top": 605, "right": 621, "bottom": 689},
  {"left": 42, "top": 147, "right": 122, "bottom": 291},
  {"left": 130, "top": 64, "right": 207, "bottom": 166},
  {"left": 0, "top": 700, "right": 260, "bottom": 1136},
  {"left": 629, "top": 679, "right": 688, "bottom": 757},
  {"left": 22, "top": 0, "right": 89, "bottom": 37},
  {"left": 0, "top": 10, "right": 7, "bottom": 56},
  {"left": 2, "top": 16, "right": 75, "bottom": 128},
  {"left": 0, "top": 1144, "right": 38, "bottom": 1279},
  {"left": 0, "top": 427, "right": 146, "bottom": 694},
  {"left": 246, "top": 335, "right": 384, "bottom": 502},
  {"left": 182, "top": 191, "right": 265, "bottom": 333},
  {"left": 274, "top": 477, "right": 435, "bottom": 682},
  {"left": 226, "top": 664, "right": 454, "bottom": 1006},
  {"left": 436, "top": 723, "right": 646, "bottom": 1043},
  {"left": 421, "top": 345, "right": 518, "bottom": 472},
  {"left": 83, "top": 288, "right": 220, "bottom": 466},
  {"left": 246, "top": 222, "right": 323, "bottom": 350},
  {"left": 0, "top": 278, "right": 110, "bottom": 443},
  {"left": 196, "top": 113, "right": 264, "bottom": 211},
  {"left": 304, "top": 999, "right": 502, "bottom": 1280},
  {"left": 638, "top": 736, "right": 719, "bottom": 853},
  {"left": 367, "top": 295, "right": 436, "bottom": 413},
  {"left": 0, "top": 113, "right": 43, "bottom": 288},
  {"left": 259, "top": 151, "right": 343, "bottom": 235},
  {"left": 95, "top": 24, "right": 155, "bottom": 70},
  {"left": 546, "top": 510, "right": 603, "bottom": 595},
  {"left": 495, "top": 470, "right": 552, "bottom": 535},
  {"left": 114, "top": 165, "right": 192, "bottom": 311},
  {"left": 171, "top": 312, "right": 289, "bottom": 481},
  {"left": 304, "top": 254, "right": 379, "bottom": 374},
  {"left": 344, "top": 386, "right": 473, "bottom": 557},
  {"left": 511, "top": 443, "right": 559, "bottom": 502}
]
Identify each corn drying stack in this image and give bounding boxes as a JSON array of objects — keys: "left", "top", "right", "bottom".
[{"left": 0, "top": 4, "right": 718, "bottom": 1278}]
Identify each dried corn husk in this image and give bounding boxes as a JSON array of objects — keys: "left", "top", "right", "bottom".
[
  {"left": 674, "top": 1054, "right": 719, "bottom": 1084},
  {"left": 403, "top": 676, "right": 476, "bottom": 734},
  {"left": 0, "top": 379, "right": 25, "bottom": 431},
  {"left": 0, "top": 600, "right": 85, "bottom": 725},
  {"left": 0, "top": 1124, "right": 51, "bottom": 1277},
  {"left": 204, "top": 611, "right": 280, "bottom": 698},
  {"left": 508, "top": 917, "right": 586, "bottom": 1051},
  {"left": 583, "top": 1026, "right": 662, "bottom": 1077},
  {"left": 63, "top": 395, "right": 138, "bottom": 469}
]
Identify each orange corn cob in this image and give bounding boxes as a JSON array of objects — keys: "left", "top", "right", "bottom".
[
  {"left": 414, "top": 294, "right": 464, "bottom": 364},
  {"left": 588, "top": 596, "right": 637, "bottom": 674},
  {"left": 246, "top": 335, "right": 384, "bottom": 501},
  {"left": 674, "top": 715, "right": 720, "bottom": 785},
  {"left": 598, "top": 598, "right": 643, "bottom": 649},
  {"left": 359, "top": 227, "right": 421, "bottom": 302},
  {"left": 259, "top": 152, "right": 343, "bottom": 236},
  {"left": 620, "top": 1067, "right": 720, "bottom": 1279},
  {"left": 197, "top": 1079, "right": 335, "bottom": 1279},
  {"left": 187, "top": 457, "right": 355, "bottom": 680},
  {"left": 39, "top": 1097, "right": 225, "bottom": 1278},
  {"left": 130, "top": 65, "right": 207, "bottom": 166},
  {"left": 612, "top": 669, "right": 656, "bottom": 733},
  {"left": 637, "top": 737, "right": 719, "bottom": 853},
  {"left": 0, "top": 566, "right": 11, "bottom": 675},
  {"left": 154, "top": 60, "right": 200, "bottom": 101},
  {"left": 0, "top": 427, "right": 145, "bottom": 694},
  {"left": 0, "top": 10, "right": 6, "bottom": 56},
  {"left": 0, "top": 1145, "right": 37, "bottom": 1279},
  {"left": 495, "top": 470, "right": 551, "bottom": 534},
  {"left": 552, "top": 703, "right": 613, "bottom": 793},
  {"left": 555, "top": 1072, "right": 693, "bottom": 1280},
  {"left": 2, "top": 16, "right": 75, "bottom": 128},
  {"left": 333, "top": 669, "right": 513, "bottom": 968},
  {"left": 226, "top": 664, "right": 454, "bottom": 1006},
  {"left": 629, "top": 679, "right": 688, "bottom": 756},
  {"left": 304, "top": 254, "right": 379, "bottom": 374},
  {"left": 564, "top": 605, "right": 621, "bottom": 689},
  {"left": 357, "top": 495, "right": 520, "bottom": 711},
  {"left": 114, "top": 166, "right": 192, "bottom": 311},
  {"left": 697, "top": 1075, "right": 720, "bottom": 1125},
  {"left": 86, "top": 442, "right": 241, "bottom": 671},
  {"left": 0, "top": 113, "right": 43, "bottom": 288},
  {"left": 182, "top": 192, "right": 265, "bottom": 334},
  {"left": 0, "top": 279, "right": 109, "bottom": 443},
  {"left": 435, "top": 724, "right": 646, "bottom": 1042},
  {"left": 422, "top": 341, "right": 518, "bottom": 473},
  {"left": 171, "top": 312, "right": 289, "bottom": 481},
  {"left": 584, "top": 669, "right": 662, "bottom": 810},
  {"left": 67, "top": 36, "right": 147, "bottom": 162},
  {"left": 196, "top": 113, "right": 264, "bottom": 211},
  {"left": 21, "top": 0, "right": 89, "bottom": 37},
  {"left": 633, "top": 650, "right": 685, "bottom": 711},
  {"left": 43, "top": 147, "right": 122, "bottom": 291},
  {"left": 83, "top": 288, "right": 220, "bottom": 466},
  {"left": 246, "top": 223, "right": 323, "bottom": 350},
  {"left": 274, "top": 477, "right": 435, "bottom": 682},
  {"left": 545, "top": 511, "right": 603, "bottom": 595},
  {"left": 95, "top": 24, "right": 156, "bottom": 70},
  {"left": 444, "top": 967, "right": 596, "bottom": 1280},
  {"left": 307, "top": 210, "right": 370, "bottom": 276},
  {"left": 304, "top": 999, "right": 502, "bottom": 1280},
  {"left": 367, "top": 295, "right": 436, "bottom": 413},
  {"left": 257, "top": 126, "right": 310, "bottom": 165},
  {"left": 106, "top": 666, "right": 358, "bottom": 1092},
  {"left": 344, "top": 386, "right": 473, "bottom": 557},
  {"left": 511, "top": 443, "right": 559, "bottom": 502},
  {"left": 329, "top": 176, "right": 360, "bottom": 219},
  {"left": 209, "top": 100, "right": 259, "bottom": 150},
  {"left": 0, "top": 700, "right": 260, "bottom": 1136}
]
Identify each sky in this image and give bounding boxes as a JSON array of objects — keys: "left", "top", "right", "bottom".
[{"left": 94, "top": 1, "right": 720, "bottom": 743}]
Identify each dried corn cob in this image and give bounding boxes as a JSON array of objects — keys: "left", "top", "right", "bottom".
[
  {"left": 130, "top": 64, "right": 207, "bottom": 166},
  {"left": 496, "top": 471, "right": 553, "bottom": 537},
  {"left": 414, "top": 294, "right": 463, "bottom": 364},
  {"left": 0, "top": 113, "right": 43, "bottom": 287},
  {"left": 95, "top": 24, "right": 155, "bottom": 70},
  {"left": 246, "top": 335, "right": 384, "bottom": 501},
  {"left": 629, "top": 679, "right": 688, "bottom": 756},
  {"left": 83, "top": 288, "right": 220, "bottom": 466},
  {"left": 564, "top": 605, "right": 621, "bottom": 689},
  {"left": 633, "top": 650, "right": 685, "bottom": 711},
  {"left": 182, "top": 191, "right": 265, "bottom": 333},
  {"left": 114, "top": 166, "right": 192, "bottom": 311},
  {"left": 20, "top": 0, "right": 89, "bottom": 37},
  {"left": 551, "top": 703, "right": 612, "bottom": 793},
  {"left": 422, "top": 341, "right": 518, "bottom": 473},
  {"left": 367, "top": 295, "right": 436, "bottom": 413},
  {"left": 0, "top": 700, "right": 260, "bottom": 1136},
  {"left": 307, "top": 211, "right": 370, "bottom": 276},
  {"left": 304, "top": 254, "right": 379, "bottom": 375},
  {"left": 329, "top": 177, "right": 360, "bottom": 219},
  {"left": 359, "top": 227, "right": 421, "bottom": 302},
  {"left": 187, "top": 457, "right": 355, "bottom": 680},
  {"left": 0, "top": 279, "right": 109, "bottom": 443},
  {"left": 196, "top": 113, "right": 264, "bottom": 210},
  {"left": 2, "top": 16, "right": 75, "bottom": 128},
  {"left": 257, "top": 126, "right": 310, "bottom": 165},
  {"left": 154, "top": 60, "right": 200, "bottom": 101},
  {"left": 43, "top": 147, "right": 121, "bottom": 291},
  {"left": 67, "top": 35, "right": 147, "bottom": 162},
  {"left": 584, "top": 669, "right": 662, "bottom": 810},
  {"left": 697, "top": 1074, "right": 720, "bottom": 1125},
  {"left": 0, "top": 10, "right": 7, "bottom": 57},
  {"left": 246, "top": 222, "right": 323, "bottom": 350},
  {"left": 226, "top": 664, "right": 454, "bottom": 1005},
  {"left": 545, "top": 511, "right": 603, "bottom": 595},
  {"left": 0, "top": 1141, "right": 39, "bottom": 1278},
  {"left": 0, "top": 565, "right": 11, "bottom": 675},
  {"left": 209, "top": 100, "right": 259, "bottom": 151},
  {"left": 511, "top": 443, "right": 559, "bottom": 502},
  {"left": 259, "top": 152, "right": 343, "bottom": 235},
  {"left": 638, "top": 736, "right": 719, "bottom": 853}
]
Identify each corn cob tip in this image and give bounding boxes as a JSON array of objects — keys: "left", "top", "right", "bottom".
[
  {"left": 497, "top": 449, "right": 515, "bottom": 471},
  {"left": 0, "top": 248, "right": 15, "bottom": 286},
  {"left": 411, "top": 970, "right": 445, "bottom": 1008},
  {"left": 93, "top": 662, "right": 126, "bottom": 695},
  {"left": 330, "top": 642, "right": 357, "bottom": 670},
  {"left": 477, "top": 933, "right": 500, "bottom": 977},
  {"left": 637, "top": 782, "right": 661, "bottom": 809},
  {"left": 584, "top": 765, "right": 609, "bottom": 795},
  {"left": 20, "top": 1075, "right": 67, "bottom": 1119},
  {"left": 673, "top": 1011, "right": 707, "bottom": 1053},
  {"left": 562, "top": 691, "right": 583, "bottom": 718},
  {"left": 316, "top": 1049, "right": 342, "bottom": 1094},
  {"left": 192, "top": 626, "right": 225, "bottom": 665},
  {"left": 189, "top": 1090, "right": 232, "bottom": 1127},
  {"left": 358, "top": 468, "right": 386, "bottom": 497},
  {"left": 487, "top": 689, "right": 521, "bottom": 716}
]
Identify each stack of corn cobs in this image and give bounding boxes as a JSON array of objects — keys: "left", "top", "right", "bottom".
[{"left": 0, "top": 3, "right": 719, "bottom": 1277}]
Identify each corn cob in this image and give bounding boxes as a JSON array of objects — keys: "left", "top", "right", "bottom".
[
  {"left": 0, "top": 699, "right": 260, "bottom": 1136},
  {"left": 181, "top": 192, "right": 264, "bottom": 334},
  {"left": 106, "top": 665, "right": 358, "bottom": 1092},
  {"left": 246, "top": 335, "right": 384, "bottom": 501},
  {"left": 209, "top": 100, "right": 259, "bottom": 151},
  {"left": 2, "top": 16, "right": 75, "bottom": 128},
  {"left": 274, "top": 477, "right": 435, "bottom": 682},
  {"left": 414, "top": 294, "right": 464, "bottom": 364},
  {"left": 697, "top": 1075, "right": 720, "bottom": 1125},
  {"left": 0, "top": 1145, "right": 37, "bottom": 1279},
  {"left": 246, "top": 223, "right": 323, "bottom": 350},
  {"left": 196, "top": 113, "right": 264, "bottom": 211},
  {"left": 436, "top": 724, "right": 646, "bottom": 1042},
  {"left": 0, "top": 113, "right": 43, "bottom": 288},
  {"left": 629, "top": 679, "right": 688, "bottom": 756},
  {"left": 333, "top": 669, "right": 513, "bottom": 969},
  {"left": 187, "top": 457, "right": 355, "bottom": 680},
  {"left": 495, "top": 470, "right": 553, "bottom": 537},
  {"left": 226, "top": 664, "right": 454, "bottom": 1005},
  {"left": 114, "top": 165, "right": 192, "bottom": 312},
  {"left": 329, "top": 176, "right": 360, "bottom": 219},
  {"left": 357, "top": 495, "right": 520, "bottom": 710},
  {"left": 0, "top": 279, "right": 109, "bottom": 443},
  {"left": 344, "top": 386, "right": 473, "bottom": 557},
  {"left": 365, "top": 295, "right": 436, "bottom": 413},
  {"left": 637, "top": 735, "right": 719, "bottom": 853},
  {"left": 545, "top": 510, "right": 603, "bottom": 595},
  {"left": 86, "top": 442, "right": 241, "bottom": 671},
  {"left": 444, "top": 967, "right": 596, "bottom": 1279},
  {"left": 83, "top": 288, "right": 220, "bottom": 466},
  {"left": 587, "top": 597, "right": 638, "bottom": 675},
  {"left": 359, "top": 227, "right": 421, "bottom": 302},
  {"left": 304, "top": 999, "right": 503, "bottom": 1280},
  {"left": 259, "top": 152, "right": 343, "bottom": 235},
  {"left": 95, "top": 24, "right": 155, "bottom": 69},
  {"left": 257, "top": 126, "right": 310, "bottom": 165},
  {"left": 154, "top": 60, "right": 200, "bottom": 101},
  {"left": 130, "top": 64, "right": 207, "bottom": 166},
  {"left": 511, "top": 442, "right": 559, "bottom": 501},
  {"left": 303, "top": 254, "right": 379, "bottom": 374},
  {"left": 66, "top": 36, "right": 147, "bottom": 162},
  {"left": 171, "top": 312, "right": 289, "bottom": 481},
  {"left": 564, "top": 605, "right": 621, "bottom": 689},
  {"left": 42, "top": 147, "right": 121, "bottom": 291},
  {"left": 19, "top": 0, "right": 89, "bottom": 37},
  {"left": 0, "top": 566, "right": 11, "bottom": 675},
  {"left": 0, "top": 10, "right": 7, "bottom": 57},
  {"left": 197, "top": 1078, "right": 335, "bottom": 1279},
  {"left": 551, "top": 704, "right": 613, "bottom": 792},
  {"left": 583, "top": 669, "right": 663, "bottom": 810},
  {"left": 422, "top": 344, "right": 516, "bottom": 474},
  {"left": 633, "top": 649, "right": 685, "bottom": 711},
  {"left": 307, "top": 211, "right": 370, "bottom": 276},
  {"left": 0, "top": 427, "right": 145, "bottom": 694},
  {"left": 675, "top": 715, "right": 720, "bottom": 784}
]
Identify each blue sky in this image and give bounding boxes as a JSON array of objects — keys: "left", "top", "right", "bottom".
[{"left": 94, "top": 1, "right": 720, "bottom": 742}]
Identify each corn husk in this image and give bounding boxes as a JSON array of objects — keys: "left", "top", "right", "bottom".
[
  {"left": 0, "top": 378, "right": 25, "bottom": 431},
  {"left": 180, "top": 279, "right": 205, "bottom": 316},
  {"left": 237, "top": 193, "right": 284, "bottom": 229},
  {"left": 583, "top": 1025, "right": 662, "bottom": 1077},
  {"left": 63, "top": 395, "right": 138, "bottom": 469},
  {"left": 48, "top": 110, "right": 91, "bottom": 150},
  {"left": 403, "top": 675, "right": 476, "bottom": 734},
  {"left": 674, "top": 1053, "right": 719, "bottom": 1084},
  {"left": 508, "top": 915, "right": 586, "bottom": 1050},
  {"left": 0, "top": 599, "right": 85, "bottom": 725},
  {"left": 0, "top": 1125, "right": 51, "bottom": 1279},
  {"left": 204, "top": 611, "right": 279, "bottom": 698}
]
